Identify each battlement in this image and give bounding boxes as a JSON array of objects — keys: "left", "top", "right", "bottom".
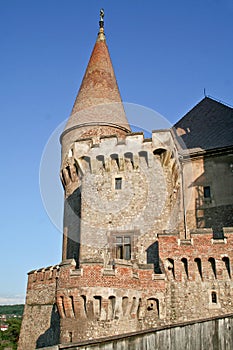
[
  {"left": 27, "top": 224, "right": 233, "bottom": 288},
  {"left": 28, "top": 264, "right": 60, "bottom": 285},
  {"left": 69, "top": 129, "right": 178, "bottom": 160},
  {"left": 60, "top": 130, "right": 181, "bottom": 196},
  {"left": 54, "top": 247, "right": 233, "bottom": 343}
]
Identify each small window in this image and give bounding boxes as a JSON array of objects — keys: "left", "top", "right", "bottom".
[
  {"left": 115, "top": 177, "right": 122, "bottom": 190},
  {"left": 204, "top": 186, "right": 211, "bottom": 198},
  {"left": 69, "top": 332, "right": 73, "bottom": 342},
  {"left": 211, "top": 291, "right": 217, "bottom": 304},
  {"left": 116, "top": 236, "right": 131, "bottom": 260}
]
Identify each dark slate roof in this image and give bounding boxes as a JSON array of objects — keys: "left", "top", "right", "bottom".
[{"left": 174, "top": 97, "right": 233, "bottom": 153}]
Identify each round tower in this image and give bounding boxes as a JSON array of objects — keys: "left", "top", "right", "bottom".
[
  {"left": 58, "top": 10, "right": 182, "bottom": 344},
  {"left": 60, "top": 10, "right": 131, "bottom": 264}
]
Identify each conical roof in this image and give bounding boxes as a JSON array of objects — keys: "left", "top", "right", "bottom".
[{"left": 62, "top": 12, "right": 131, "bottom": 138}]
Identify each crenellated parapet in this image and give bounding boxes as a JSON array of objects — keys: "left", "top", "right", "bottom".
[
  {"left": 60, "top": 130, "right": 181, "bottom": 193},
  {"left": 27, "top": 264, "right": 60, "bottom": 288},
  {"left": 159, "top": 228, "right": 233, "bottom": 282}
]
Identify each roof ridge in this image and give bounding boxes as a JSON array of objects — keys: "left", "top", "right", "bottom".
[
  {"left": 205, "top": 95, "right": 233, "bottom": 109},
  {"left": 174, "top": 96, "right": 233, "bottom": 127}
]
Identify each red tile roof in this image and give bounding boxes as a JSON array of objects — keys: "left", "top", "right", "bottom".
[{"left": 64, "top": 28, "right": 130, "bottom": 134}]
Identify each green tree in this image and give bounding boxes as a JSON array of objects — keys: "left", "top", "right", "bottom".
[
  {"left": 0, "top": 318, "right": 22, "bottom": 349},
  {"left": 6, "top": 318, "right": 21, "bottom": 342}
]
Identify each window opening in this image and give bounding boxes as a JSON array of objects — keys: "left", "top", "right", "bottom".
[
  {"left": 146, "top": 298, "right": 159, "bottom": 317},
  {"left": 69, "top": 332, "right": 73, "bottom": 342},
  {"left": 211, "top": 291, "right": 217, "bottom": 304},
  {"left": 116, "top": 236, "right": 131, "bottom": 260},
  {"left": 204, "top": 186, "right": 211, "bottom": 198},
  {"left": 115, "top": 177, "right": 122, "bottom": 190}
]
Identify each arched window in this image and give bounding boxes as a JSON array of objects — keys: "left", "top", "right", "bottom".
[
  {"left": 146, "top": 241, "right": 162, "bottom": 274},
  {"left": 146, "top": 298, "right": 159, "bottom": 317},
  {"left": 153, "top": 148, "right": 167, "bottom": 164}
]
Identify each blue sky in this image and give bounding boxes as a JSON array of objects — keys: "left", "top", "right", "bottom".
[{"left": 0, "top": 0, "right": 233, "bottom": 304}]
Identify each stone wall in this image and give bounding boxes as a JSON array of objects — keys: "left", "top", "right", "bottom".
[
  {"left": 38, "top": 314, "right": 233, "bottom": 350},
  {"left": 18, "top": 266, "right": 60, "bottom": 350},
  {"left": 19, "top": 227, "right": 233, "bottom": 348},
  {"left": 55, "top": 227, "right": 233, "bottom": 344},
  {"left": 61, "top": 130, "right": 181, "bottom": 264}
]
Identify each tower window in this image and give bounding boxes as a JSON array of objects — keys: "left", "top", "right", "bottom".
[
  {"left": 116, "top": 236, "right": 131, "bottom": 260},
  {"left": 115, "top": 177, "right": 122, "bottom": 190},
  {"left": 204, "top": 186, "right": 211, "bottom": 198},
  {"left": 211, "top": 291, "right": 217, "bottom": 304}
]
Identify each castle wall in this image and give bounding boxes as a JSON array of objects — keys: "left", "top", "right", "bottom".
[
  {"left": 61, "top": 131, "right": 181, "bottom": 264},
  {"left": 52, "top": 228, "right": 233, "bottom": 344},
  {"left": 38, "top": 314, "right": 233, "bottom": 350},
  {"left": 18, "top": 267, "right": 60, "bottom": 350}
]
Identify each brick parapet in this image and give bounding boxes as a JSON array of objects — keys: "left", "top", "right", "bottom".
[{"left": 27, "top": 264, "right": 60, "bottom": 289}]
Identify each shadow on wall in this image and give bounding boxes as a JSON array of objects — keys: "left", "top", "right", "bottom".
[
  {"left": 36, "top": 304, "right": 60, "bottom": 348},
  {"left": 64, "top": 187, "right": 81, "bottom": 267}
]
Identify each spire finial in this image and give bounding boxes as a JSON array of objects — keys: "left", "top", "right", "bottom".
[
  {"left": 99, "top": 8, "right": 104, "bottom": 28},
  {"left": 98, "top": 8, "right": 105, "bottom": 41}
]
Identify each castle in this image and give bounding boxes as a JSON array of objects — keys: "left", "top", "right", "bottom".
[{"left": 18, "top": 10, "right": 233, "bottom": 350}]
